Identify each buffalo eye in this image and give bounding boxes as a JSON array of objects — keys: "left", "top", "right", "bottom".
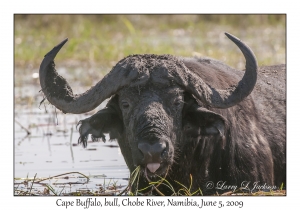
[{"left": 121, "top": 100, "right": 130, "bottom": 109}]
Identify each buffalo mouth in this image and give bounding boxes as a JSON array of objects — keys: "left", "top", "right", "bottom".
[
  {"left": 136, "top": 135, "right": 172, "bottom": 178},
  {"left": 141, "top": 161, "right": 170, "bottom": 179},
  {"left": 147, "top": 163, "right": 161, "bottom": 173}
]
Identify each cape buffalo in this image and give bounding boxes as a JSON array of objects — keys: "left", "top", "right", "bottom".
[{"left": 39, "top": 33, "right": 286, "bottom": 195}]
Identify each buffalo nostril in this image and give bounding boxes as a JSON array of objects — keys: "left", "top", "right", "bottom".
[
  {"left": 161, "top": 148, "right": 167, "bottom": 157},
  {"left": 138, "top": 142, "right": 166, "bottom": 163}
]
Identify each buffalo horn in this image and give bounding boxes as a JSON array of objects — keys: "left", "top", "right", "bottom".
[
  {"left": 175, "top": 32, "right": 258, "bottom": 108},
  {"left": 39, "top": 38, "right": 140, "bottom": 114}
]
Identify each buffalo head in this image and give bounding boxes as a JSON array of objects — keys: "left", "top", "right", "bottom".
[{"left": 39, "top": 33, "right": 258, "bottom": 182}]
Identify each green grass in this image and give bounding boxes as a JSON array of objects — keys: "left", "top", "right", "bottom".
[
  {"left": 14, "top": 14, "right": 285, "bottom": 86},
  {"left": 123, "top": 166, "right": 286, "bottom": 196}
]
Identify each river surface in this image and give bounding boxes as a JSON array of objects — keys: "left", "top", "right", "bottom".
[{"left": 14, "top": 85, "right": 130, "bottom": 195}]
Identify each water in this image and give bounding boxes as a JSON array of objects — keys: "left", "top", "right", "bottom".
[{"left": 14, "top": 85, "right": 130, "bottom": 195}]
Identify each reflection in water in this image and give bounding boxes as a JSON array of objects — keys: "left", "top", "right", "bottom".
[
  {"left": 47, "top": 135, "right": 52, "bottom": 156},
  {"left": 70, "top": 127, "right": 74, "bottom": 163}
]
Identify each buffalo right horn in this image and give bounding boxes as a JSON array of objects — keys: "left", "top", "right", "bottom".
[{"left": 172, "top": 32, "right": 258, "bottom": 108}]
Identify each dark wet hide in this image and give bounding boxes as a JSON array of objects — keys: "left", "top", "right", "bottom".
[{"left": 44, "top": 61, "right": 74, "bottom": 102}]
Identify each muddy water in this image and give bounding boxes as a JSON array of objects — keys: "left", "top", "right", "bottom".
[{"left": 14, "top": 85, "right": 129, "bottom": 195}]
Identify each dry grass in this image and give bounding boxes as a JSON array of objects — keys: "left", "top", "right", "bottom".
[{"left": 14, "top": 14, "right": 285, "bottom": 86}]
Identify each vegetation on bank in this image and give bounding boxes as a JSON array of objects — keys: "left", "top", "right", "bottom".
[
  {"left": 14, "top": 14, "right": 285, "bottom": 86},
  {"left": 14, "top": 168, "right": 286, "bottom": 196}
]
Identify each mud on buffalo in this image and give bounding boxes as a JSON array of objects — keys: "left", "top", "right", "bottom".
[{"left": 39, "top": 33, "right": 286, "bottom": 195}]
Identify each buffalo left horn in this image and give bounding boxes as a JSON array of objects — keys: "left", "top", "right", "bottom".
[{"left": 39, "top": 38, "right": 141, "bottom": 114}]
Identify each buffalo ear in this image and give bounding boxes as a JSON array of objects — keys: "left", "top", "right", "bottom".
[
  {"left": 77, "top": 96, "right": 123, "bottom": 147},
  {"left": 183, "top": 94, "right": 226, "bottom": 138}
]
